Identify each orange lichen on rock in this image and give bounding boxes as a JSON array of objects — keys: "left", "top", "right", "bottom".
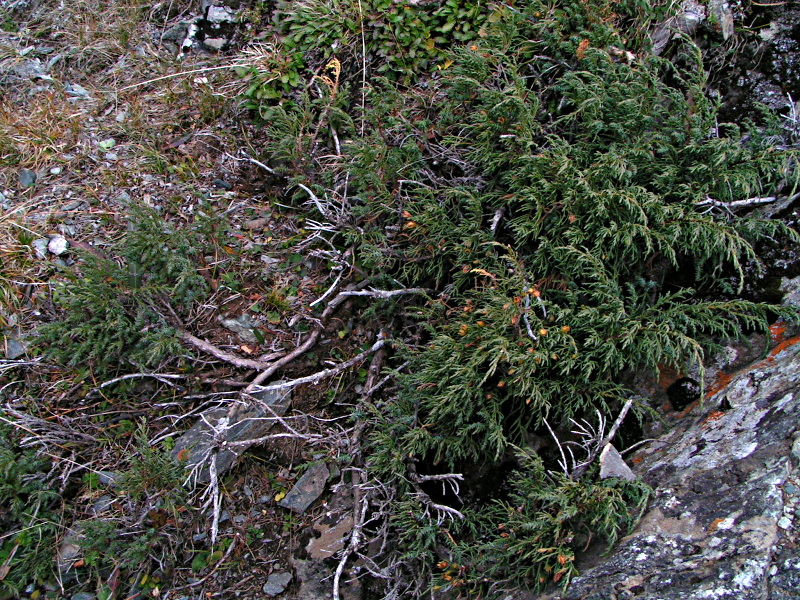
[
  {"left": 657, "top": 363, "right": 681, "bottom": 390},
  {"left": 708, "top": 517, "right": 725, "bottom": 533},
  {"left": 706, "top": 371, "right": 733, "bottom": 399},
  {"left": 766, "top": 335, "right": 800, "bottom": 363},
  {"left": 770, "top": 321, "right": 787, "bottom": 345},
  {"left": 701, "top": 410, "right": 726, "bottom": 429}
]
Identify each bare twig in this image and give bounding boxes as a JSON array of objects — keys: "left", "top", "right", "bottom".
[
  {"left": 180, "top": 330, "right": 285, "bottom": 370},
  {"left": 696, "top": 195, "right": 777, "bottom": 210},
  {"left": 338, "top": 287, "right": 433, "bottom": 299},
  {"left": 86, "top": 372, "right": 187, "bottom": 396},
  {"left": 227, "top": 150, "right": 276, "bottom": 175},
  {"left": 491, "top": 207, "right": 506, "bottom": 235},
  {"left": 246, "top": 338, "right": 388, "bottom": 396}
]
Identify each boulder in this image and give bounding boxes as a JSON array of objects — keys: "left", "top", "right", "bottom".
[{"left": 555, "top": 334, "right": 800, "bottom": 599}]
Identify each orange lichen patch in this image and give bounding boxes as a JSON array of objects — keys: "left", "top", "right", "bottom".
[
  {"left": 708, "top": 518, "right": 725, "bottom": 533},
  {"left": 657, "top": 363, "right": 681, "bottom": 390},
  {"left": 705, "top": 371, "right": 734, "bottom": 399},
  {"left": 770, "top": 321, "right": 787, "bottom": 345},
  {"left": 766, "top": 335, "right": 800, "bottom": 363},
  {"left": 701, "top": 410, "right": 726, "bottom": 429},
  {"left": 632, "top": 454, "right": 644, "bottom": 465}
]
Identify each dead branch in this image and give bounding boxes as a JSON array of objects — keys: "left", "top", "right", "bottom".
[
  {"left": 338, "top": 287, "right": 433, "bottom": 299},
  {"left": 244, "top": 280, "right": 372, "bottom": 392},
  {"left": 246, "top": 337, "right": 387, "bottom": 396},
  {"left": 86, "top": 372, "right": 187, "bottom": 397},
  {"left": 180, "top": 330, "right": 286, "bottom": 370},
  {"left": 696, "top": 195, "right": 777, "bottom": 209}
]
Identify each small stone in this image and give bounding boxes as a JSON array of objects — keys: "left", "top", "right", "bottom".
[
  {"left": 279, "top": 463, "right": 330, "bottom": 513},
  {"left": 203, "top": 38, "right": 228, "bottom": 52},
  {"left": 115, "top": 110, "right": 128, "bottom": 123},
  {"left": 104, "top": 152, "right": 118, "bottom": 161},
  {"left": 161, "top": 22, "right": 191, "bottom": 43},
  {"left": 19, "top": 168, "right": 37, "bottom": 188},
  {"left": 47, "top": 236, "right": 69, "bottom": 256},
  {"left": 785, "top": 483, "right": 797, "bottom": 495},
  {"left": 213, "top": 178, "right": 232, "bottom": 190},
  {"left": 31, "top": 238, "right": 49, "bottom": 259},
  {"left": 50, "top": 166, "right": 62, "bottom": 175},
  {"left": 219, "top": 313, "right": 259, "bottom": 343},
  {"left": 192, "top": 532, "right": 208, "bottom": 543},
  {"left": 92, "top": 495, "right": 114, "bottom": 514},
  {"left": 233, "top": 514, "right": 246, "bottom": 524},
  {"left": 96, "top": 471, "right": 118, "bottom": 486},
  {"left": 707, "top": 0, "right": 734, "bottom": 40},
  {"left": 262, "top": 571, "right": 292, "bottom": 597},
  {"left": 4, "top": 336, "right": 27, "bottom": 359},
  {"left": 71, "top": 593, "right": 95, "bottom": 600},
  {"left": 98, "top": 138, "right": 116, "bottom": 150},
  {"left": 778, "top": 516, "right": 793, "bottom": 530},
  {"left": 65, "top": 83, "right": 91, "bottom": 98},
  {"left": 599, "top": 443, "right": 636, "bottom": 481},
  {"left": 206, "top": 5, "right": 237, "bottom": 23}
]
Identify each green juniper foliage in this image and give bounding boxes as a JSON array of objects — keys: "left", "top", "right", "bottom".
[
  {"left": 240, "top": 0, "right": 799, "bottom": 594},
  {"left": 440, "top": 450, "right": 651, "bottom": 595},
  {"left": 0, "top": 421, "right": 60, "bottom": 597},
  {"left": 40, "top": 203, "right": 210, "bottom": 376}
]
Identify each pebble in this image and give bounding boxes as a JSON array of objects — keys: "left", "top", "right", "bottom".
[
  {"left": 213, "top": 178, "right": 232, "bottom": 190},
  {"left": 19, "top": 168, "right": 37, "bottom": 187},
  {"left": 31, "top": 238, "right": 49, "bottom": 259},
  {"left": 48, "top": 235, "right": 69, "bottom": 256},
  {"left": 50, "top": 166, "right": 62, "bottom": 175},
  {"left": 104, "top": 152, "right": 118, "bottom": 161},
  {"left": 65, "top": 82, "right": 91, "bottom": 98},
  {"left": 4, "top": 337, "right": 27, "bottom": 359},
  {"left": 262, "top": 572, "right": 292, "bottom": 597},
  {"left": 778, "top": 516, "right": 793, "bottom": 529}
]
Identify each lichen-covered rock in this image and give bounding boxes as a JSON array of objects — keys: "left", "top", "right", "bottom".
[{"left": 557, "top": 335, "right": 800, "bottom": 600}]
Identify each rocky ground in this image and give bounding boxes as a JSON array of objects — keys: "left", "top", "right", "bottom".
[{"left": 2, "top": 1, "right": 800, "bottom": 599}]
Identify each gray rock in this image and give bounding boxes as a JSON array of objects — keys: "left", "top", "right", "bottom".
[
  {"left": 650, "top": 0, "right": 706, "bottom": 56},
  {"left": 560, "top": 334, "right": 800, "bottom": 600},
  {"left": 707, "top": 0, "right": 734, "bottom": 40},
  {"left": 262, "top": 571, "right": 292, "bottom": 597},
  {"left": 206, "top": 5, "right": 236, "bottom": 23},
  {"left": 91, "top": 495, "right": 114, "bottom": 515},
  {"left": 161, "top": 21, "right": 191, "bottom": 43},
  {"left": 96, "top": 471, "right": 118, "bottom": 486},
  {"left": 218, "top": 313, "right": 260, "bottom": 343},
  {"left": 4, "top": 334, "right": 27, "bottom": 359},
  {"left": 291, "top": 557, "right": 361, "bottom": 600},
  {"left": 47, "top": 235, "right": 69, "bottom": 255},
  {"left": 202, "top": 37, "right": 227, "bottom": 52},
  {"left": 65, "top": 83, "right": 92, "bottom": 99},
  {"left": 598, "top": 443, "right": 635, "bottom": 482},
  {"left": 279, "top": 463, "right": 330, "bottom": 514},
  {"left": 31, "top": 238, "right": 48, "bottom": 259},
  {"left": 18, "top": 168, "right": 36, "bottom": 187},
  {"left": 171, "top": 386, "right": 291, "bottom": 484}
]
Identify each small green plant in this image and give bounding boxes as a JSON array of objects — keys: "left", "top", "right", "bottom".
[
  {"left": 442, "top": 451, "right": 651, "bottom": 594},
  {"left": 39, "top": 203, "right": 211, "bottom": 376},
  {"left": 0, "top": 421, "right": 60, "bottom": 598},
  {"left": 77, "top": 423, "right": 187, "bottom": 580}
]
